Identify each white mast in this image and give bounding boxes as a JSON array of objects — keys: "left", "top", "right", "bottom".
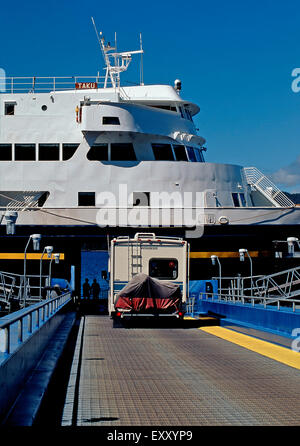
[{"left": 91, "top": 17, "right": 144, "bottom": 89}]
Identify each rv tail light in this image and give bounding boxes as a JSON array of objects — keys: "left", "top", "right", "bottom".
[
  {"left": 178, "top": 311, "right": 184, "bottom": 318},
  {"left": 116, "top": 311, "right": 122, "bottom": 317}
]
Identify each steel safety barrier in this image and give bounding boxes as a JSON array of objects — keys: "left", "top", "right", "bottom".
[{"left": 0, "top": 291, "right": 71, "bottom": 358}]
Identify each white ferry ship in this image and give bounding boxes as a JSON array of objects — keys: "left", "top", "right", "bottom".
[{"left": 0, "top": 26, "right": 299, "bottom": 290}]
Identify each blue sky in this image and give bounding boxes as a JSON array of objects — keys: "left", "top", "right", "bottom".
[{"left": 1, "top": 0, "right": 300, "bottom": 191}]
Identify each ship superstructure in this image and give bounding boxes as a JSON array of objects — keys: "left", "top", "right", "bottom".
[{"left": 0, "top": 27, "right": 299, "bottom": 292}]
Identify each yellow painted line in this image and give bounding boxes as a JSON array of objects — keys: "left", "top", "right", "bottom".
[
  {"left": 200, "top": 326, "right": 300, "bottom": 370},
  {"left": 189, "top": 251, "right": 270, "bottom": 259},
  {"left": 0, "top": 253, "right": 65, "bottom": 260}
]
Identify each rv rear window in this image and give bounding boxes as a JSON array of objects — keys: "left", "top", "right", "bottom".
[{"left": 149, "top": 258, "right": 178, "bottom": 280}]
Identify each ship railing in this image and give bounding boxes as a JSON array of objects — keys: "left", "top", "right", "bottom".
[
  {"left": 212, "top": 275, "right": 264, "bottom": 298},
  {"left": 0, "top": 291, "right": 71, "bottom": 357},
  {"left": 0, "top": 75, "right": 114, "bottom": 94},
  {"left": 254, "top": 265, "right": 300, "bottom": 301},
  {"left": 0, "top": 270, "right": 54, "bottom": 310},
  {"left": 0, "top": 273, "right": 16, "bottom": 309},
  {"left": 213, "top": 270, "right": 300, "bottom": 301},
  {"left": 243, "top": 166, "right": 295, "bottom": 207},
  {"left": 195, "top": 291, "right": 300, "bottom": 313}
]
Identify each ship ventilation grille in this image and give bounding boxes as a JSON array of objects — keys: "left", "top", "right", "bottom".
[{"left": 243, "top": 167, "right": 295, "bottom": 208}]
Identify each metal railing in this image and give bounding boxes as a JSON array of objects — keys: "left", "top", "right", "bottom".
[
  {"left": 0, "top": 291, "right": 71, "bottom": 357},
  {"left": 197, "top": 291, "right": 300, "bottom": 312},
  {"left": 0, "top": 273, "right": 16, "bottom": 308},
  {"left": 0, "top": 270, "right": 51, "bottom": 309},
  {"left": 243, "top": 166, "right": 295, "bottom": 207},
  {"left": 0, "top": 75, "right": 114, "bottom": 94}
]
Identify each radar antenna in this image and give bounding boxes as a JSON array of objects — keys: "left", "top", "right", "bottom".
[{"left": 91, "top": 17, "right": 144, "bottom": 89}]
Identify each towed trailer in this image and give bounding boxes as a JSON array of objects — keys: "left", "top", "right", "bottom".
[{"left": 109, "top": 233, "right": 190, "bottom": 319}]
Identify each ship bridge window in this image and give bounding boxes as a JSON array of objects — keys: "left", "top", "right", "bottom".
[
  {"left": 63, "top": 143, "right": 80, "bottom": 161},
  {"left": 102, "top": 116, "right": 120, "bottom": 125},
  {"left": 186, "top": 146, "right": 197, "bottom": 162},
  {"left": 4, "top": 103, "right": 15, "bottom": 116},
  {"left": 194, "top": 148, "right": 205, "bottom": 162},
  {"left": 38, "top": 144, "right": 60, "bottom": 161},
  {"left": 111, "top": 143, "right": 136, "bottom": 161},
  {"left": 150, "top": 105, "right": 177, "bottom": 112},
  {"left": 15, "top": 144, "right": 36, "bottom": 161},
  {"left": 87, "top": 143, "right": 109, "bottom": 161},
  {"left": 152, "top": 144, "right": 174, "bottom": 161},
  {"left": 184, "top": 108, "right": 193, "bottom": 121},
  {"left": 240, "top": 193, "right": 246, "bottom": 207},
  {"left": 232, "top": 192, "right": 246, "bottom": 207},
  {"left": 149, "top": 258, "right": 178, "bottom": 280},
  {"left": 78, "top": 192, "right": 95, "bottom": 206},
  {"left": 0, "top": 144, "right": 12, "bottom": 160},
  {"left": 173, "top": 145, "right": 188, "bottom": 161}
]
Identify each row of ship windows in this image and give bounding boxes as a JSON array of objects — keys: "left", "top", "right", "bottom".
[
  {"left": 4, "top": 103, "right": 193, "bottom": 121},
  {"left": 77, "top": 192, "right": 247, "bottom": 207},
  {"left": 0, "top": 143, "right": 205, "bottom": 162}
]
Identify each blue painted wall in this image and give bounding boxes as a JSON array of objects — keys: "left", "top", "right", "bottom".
[{"left": 81, "top": 250, "right": 109, "bottom": 299}]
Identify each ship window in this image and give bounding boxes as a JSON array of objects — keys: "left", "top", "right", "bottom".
[
  {"left": 87, "top": 143, "right": 108, "bottom": 161},
  {"left": 38, "top": 144, "right": 60, "bottom": 161},
  {"left": 102, "top": 116, "right": 120, "bottom": 125},
  {"left": 185, "top": 108, "right": 193, "bottom": 121},
  {"left": 0, "top": 144, "right": 12, "bottom": 160},
  {"left": 149, "top": 258, "right": 178, "bottom": 280},
  {"left": 132, "top": 192, "right": 150, "bottom": 206},
  {"left": 150, "top": 105, "right": 177, "bottom": 112},
  {"left": 194, "top": 148, "right": 205, "bottom": 162},
  {"left": 186, "top": 146, "right": 197, "bottom": 162},
  {"left": 111, "top": 143, "right": 136, "bottom": 161},
  {"left": 152, "top": 144, "right": 174, "bottom": 161},
  {"left": 4, "top": 103, "right": 15, "bottom": 116},
  {"left": 173, "top": 145, "right": 188, "bottom": 161},
  {"left": 15, "top": 144, "right": 36, "bottom": 161},
  {"left": 63, "top": 143, "right": 80, "bottom": 160},
  {"left": 179, "top": 106, "right": 184, "bottom": 118},
  {"left": 78, "top": 192, "right": 95, "bottom": 206},
  {"left": 239, "top": 193, "right": 246, "bottom": 207},
  {"left": 232, "top": 193, "right": 240, "bottom": 207}
]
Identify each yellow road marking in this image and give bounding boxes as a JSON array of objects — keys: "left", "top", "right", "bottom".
[{"left": 200, "top": 326, "right": 300, "bottom": 370}]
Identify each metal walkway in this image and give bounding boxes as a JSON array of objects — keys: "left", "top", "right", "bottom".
[{"left": 62, "top": 315, "right": 300, "bottom": 426}]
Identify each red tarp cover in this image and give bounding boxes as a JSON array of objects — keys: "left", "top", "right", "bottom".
[{"left": 115, "top": 273, "right": 182, "bottom": 312}]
